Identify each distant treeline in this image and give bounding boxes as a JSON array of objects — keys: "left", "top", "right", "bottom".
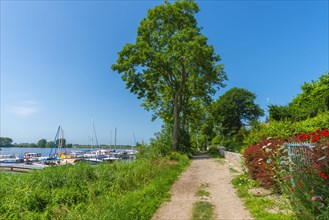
[{"left": 0, "top": 137, "right": 134, "bottom": 149}]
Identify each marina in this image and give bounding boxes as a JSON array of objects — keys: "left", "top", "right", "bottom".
[
  {"left": 0, "top": 148, "right": 137, "bottom": 172},
  {"left": 0, "top": 125, "right": 137, "bottom": 172}
]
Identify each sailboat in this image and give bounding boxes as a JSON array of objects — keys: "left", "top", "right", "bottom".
[
  {"left": 42, "top": 125, "right": 65, "bottom": 165},
  {"left": 83, "top": 118, "right": 105, "bottom": 163}
]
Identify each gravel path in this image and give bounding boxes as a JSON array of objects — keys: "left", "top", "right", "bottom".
[{"left": 152, "top": 154, "right": 253, "bottom": 220}]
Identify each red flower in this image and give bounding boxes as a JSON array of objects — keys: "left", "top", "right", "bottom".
[
  {"left": 312, "top": 135, "right": 320, "bottom": 142},
  {"left": 319, "top": 172, "right": 328, "bottom": 180},
  {"left": 310, "top": 131, "right": 316, "bottom": 135},
  {"left": 321, "top": 129, "right": 329, "bottom": 137},
  {"left": 316, "top": 129, "right": 321, "bottom": 133},
  {"left": 298, "top": 133, "right": 308, "bottom": 141}
]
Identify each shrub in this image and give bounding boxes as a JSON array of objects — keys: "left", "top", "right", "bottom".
[
  {"left": 244, "top": 111, "right": 329, "bottom": 147},
  {"left": 207, "top": 146, "right": 222, "bottom": 158},
  {"left": 243, "top": 137, "right": 286, "bottom": 189},
  {"left": 277, "top": 129, "right": 329, "bottom": 220}
]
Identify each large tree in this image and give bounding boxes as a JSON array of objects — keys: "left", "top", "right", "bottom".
[
  {"left": 112, "top": 0, "right": 226, "bottom": 151},
  {"left": 212, "top": 87, "right": 264, "bottom": 136},
  {"left": 37, "top": 139, "right": 47, "bottom": 148},
  {"left": 0, "top": 137, "right": 13, "bottom": 147}
]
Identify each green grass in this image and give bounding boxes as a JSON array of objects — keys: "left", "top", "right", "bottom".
[
  {"left": 229, "top": 167, "right": 240, "bottom": 174},
  {"left": 0, "top": 156, "right": 190, "bottom": 220},
  {"left": 192, "top": 201, "right": 214, "bottom": 220},
  {"left": 195, "top": 183, "right": 210, "bottom": 197},
  {"left": 232, "top": 173, "right": 296, "bottom": 220}
]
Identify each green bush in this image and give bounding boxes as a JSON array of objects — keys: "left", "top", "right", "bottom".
[
  {"left": 207, "top": 146, "right": 222, "bottom": 158},
  {"left": 244, "top": 111, "right": 329, "bottom": 147}
]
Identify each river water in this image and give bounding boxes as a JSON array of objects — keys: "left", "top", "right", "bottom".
[{"left": 0, "top": 147, "right": 126, "bottom": 157}]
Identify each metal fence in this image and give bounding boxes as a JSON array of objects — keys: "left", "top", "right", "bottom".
[{"left": 286, "top": 142, "right": 316, "bottom": 186}]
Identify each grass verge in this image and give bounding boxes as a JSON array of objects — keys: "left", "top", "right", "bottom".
[
  {"left": 0, "top": 155, "right": 190, "bottom": 220},
  {"left": 192, "top": 201, "right": 213, "bottom": 220},
  {"left": 232, "top": 173, "right": 296, "bottom": 220}
]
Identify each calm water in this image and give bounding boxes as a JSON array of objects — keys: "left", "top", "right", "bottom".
[{"left": 0, "top": 147, "right": 126, "bottom": 157}]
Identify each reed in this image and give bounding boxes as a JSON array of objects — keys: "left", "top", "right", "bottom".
[{"left": 0, "top": 154, "right": 189, "bottom": 219}]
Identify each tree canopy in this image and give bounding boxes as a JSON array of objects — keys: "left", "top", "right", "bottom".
[
  {"left": 112, "top": 0, "right": 226, "bottom": 151},
  {"left": 37, "top": 139, "right": 47, "bottom": 148},
  {"left": 0, "top": 137, "right": 13, "bottom": 147},
  {"left": 269, "top": 72, "right": 329, "bottom": 121},
  {"left": 212, "top": 87, "right": 264, "bottom": 136}
]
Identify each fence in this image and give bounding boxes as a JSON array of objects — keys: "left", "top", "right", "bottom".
[
  {"left": 286, "top": 142, "right": 317, "bottom": 186},
  {"left": 286, "top": 142, "right": 315, "bottom": 166}
]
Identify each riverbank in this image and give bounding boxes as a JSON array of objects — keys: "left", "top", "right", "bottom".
[{"left": 0, "top": 154, "right": 189, "bottom": 219}]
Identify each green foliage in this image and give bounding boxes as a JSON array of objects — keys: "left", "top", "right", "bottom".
[
  {"left": 211, "top": 134, "right": 221, "bottom": 145},
  {"left": 212, "top": 87, "right": 264, "bottom": 136},
  {"left": 244, "top": 111, "right": 329, "bottom": 147},
  {"left": 0, "top": 157, "right": 190, "bottom": 219},
  {"left": 0, "top": 137, "right": 13, "bottom": 147},
  {"left": 276, "top": 132, "right": 329, "bottom": 220},
  {"left": 269, "top": 72, "right": 329, "bottom": 121},
  {"left": 221, "top": 128, "right": 248, "bottom": 152},
  {"left": 37, "top": 139, "right": 47, "bottom": 148},
  {"left": 148, "top": 125, "right": 172, "bottom": 157},
  {"left": 28, "top": 143, "right": 37, "bottom": 148},
  {"left": 192, "top": 201, "right": 213, "bottom": 220},
  {"left": 232, "top": 174, "right": 295, "bottom": 220},
  {"left": 207, "top": 146, "right": 222, "bottom": 158},
  {"left": 111, "top": 0, "right": 226, "bottom": 151}
]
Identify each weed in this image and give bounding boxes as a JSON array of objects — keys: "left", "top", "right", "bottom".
[
  {"left": 0, "top": 156, "right": 190, "bottom": 219},
  {"left": 232, "top": 173, "right": 296, "bottom": 220},
  {"left": 229, "top": 167, "right": 240, "bottom": 173},
  {"left": 192, "top": 201, "right": 213, "bottom": 220},
  {"left": 195, "top": 183, "right": 210, "bottom": 197}
]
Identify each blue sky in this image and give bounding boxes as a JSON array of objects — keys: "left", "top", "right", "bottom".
[{"left": 1, "top": 0, "right": 328, "bottom": 145}]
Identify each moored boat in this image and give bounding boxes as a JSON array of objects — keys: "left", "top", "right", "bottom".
[
  {"left": 24, "top": 152, "right": 42, "bottom": 163},
  {"left": 0, "top": 154, "right": 24, "bottom": 163}
]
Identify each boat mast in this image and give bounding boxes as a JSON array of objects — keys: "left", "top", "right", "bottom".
[
  {"left": 92, "top": 119, "right": 100, "bottom": 149},
  {"left": 114, "top": 127, "right": 117, "bottom": 150},
  {"left": 49, "top": 125, "right": 61, "bottom": 158},
  {"left": 109, "top": 130, "right": 112, "bottom": 149}
]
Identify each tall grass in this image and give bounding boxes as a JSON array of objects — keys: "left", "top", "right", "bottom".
[{"left": 0, "top": 155, "right": 189, "bottom": 219}]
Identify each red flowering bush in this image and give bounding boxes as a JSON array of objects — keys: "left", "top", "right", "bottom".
[
  {"left": 278, "top": 129, "right": 329, "bottom": 219},
  {"left": 243, "top": 138, "right": 286, "bottom": 189}
]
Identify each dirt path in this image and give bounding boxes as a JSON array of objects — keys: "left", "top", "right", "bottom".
[{"left": 152, "top": 155, "right": 253, "bottom": 220}]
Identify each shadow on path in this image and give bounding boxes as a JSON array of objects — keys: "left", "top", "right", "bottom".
[{"left": 192, "top": 153, "right": 211, "bottom": 160}]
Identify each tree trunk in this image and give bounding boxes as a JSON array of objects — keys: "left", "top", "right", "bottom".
[{"left": 172, "top": 95, "right": 179, "bottom": 151}]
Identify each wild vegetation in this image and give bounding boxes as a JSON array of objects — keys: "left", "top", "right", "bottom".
[
  {"left": 192, "top": 201, "right": 213, "bottom": 220},
  {"left": 0, "top": 153, "right": 189, "bottom": 219},
  {"left": 240, "top": 73, "right": 329, "bottom": 219},
  {"left": 232, "top": 174, "right": 295, "bottom": 220},
  {"left": 2, "top": 0, "right": 327, "bottom": 219}
]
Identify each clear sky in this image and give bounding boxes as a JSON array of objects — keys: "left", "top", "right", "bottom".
[{"left": 1, "top": 0, "right": 328, "bottom": 145}]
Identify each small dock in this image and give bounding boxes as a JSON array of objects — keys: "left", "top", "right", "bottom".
[{"left": 0, "top": 163, "right": 47, "bottom": 172}]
